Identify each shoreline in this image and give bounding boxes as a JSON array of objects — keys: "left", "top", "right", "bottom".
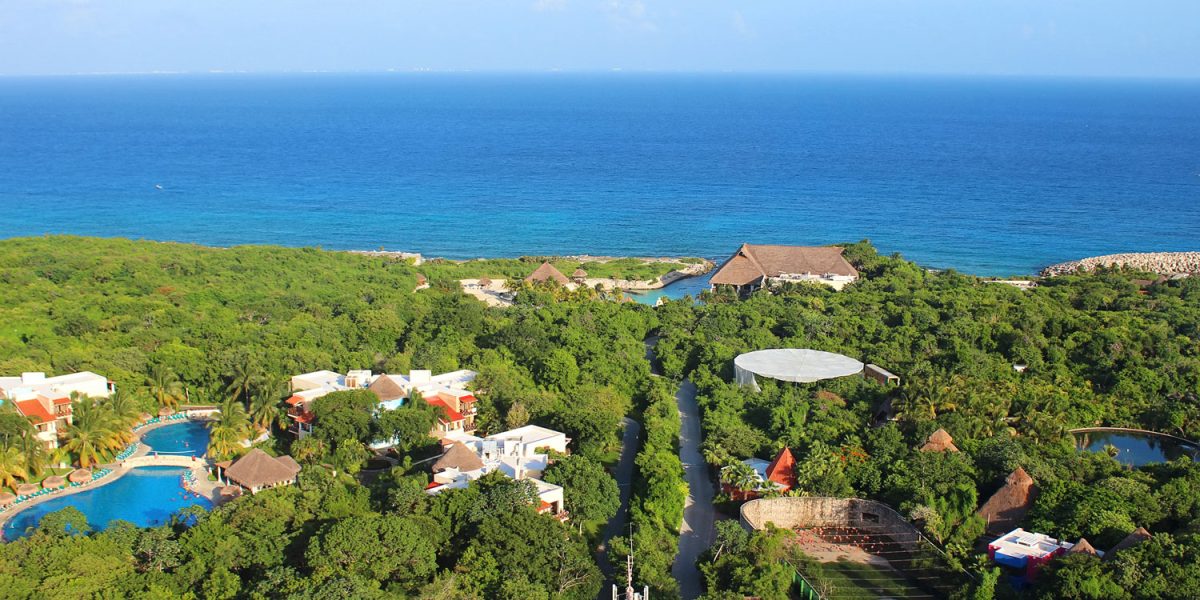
[{"left": 1041, "top": 252, "right": 1200, "bottom": 277}]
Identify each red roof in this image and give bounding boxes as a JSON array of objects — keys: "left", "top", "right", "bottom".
[
  {"left": 16, "top": 399, "right": 55, "bottom": 425},
  {"left": 458, "top": 394, "right": 477, "bottom": 403},
  {"left": 537, "top": 500, "right": 552, "bottom": 513},
  {"left": 48, "top": 395, "right": 71, "bottom": 406},
  {"left": 429, "top": 399, "right": 464, "bottom": 424},
  {"left": 425, "top": 481, "right": 442, "bottom": 490},
  {"left": 285, "top": 395, "right": 305, "bottom": 406},
  {"left": 765, "top": 447, "right": 798, "bottom": 491},
  {"left": 291, "top": 411, "right": 315, "bottom": 424}
]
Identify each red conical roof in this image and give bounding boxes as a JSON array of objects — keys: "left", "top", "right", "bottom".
[{"left": 766, "top": 447, "right": 798, "bottom": 491}]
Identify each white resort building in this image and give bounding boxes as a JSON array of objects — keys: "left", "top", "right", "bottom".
[
  {"left": 285, "top": 369, "right": 478, "bottom": 441},
  {"left": 426, "top": 424, "right": 571, "bottom": 519},
  {"left": 0, "top": 371, "right": 114, "bottom": 449}
]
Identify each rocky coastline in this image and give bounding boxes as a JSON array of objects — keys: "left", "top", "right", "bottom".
[{"left": 1041, "top": 252, "right": 1200, "bottom": 277}]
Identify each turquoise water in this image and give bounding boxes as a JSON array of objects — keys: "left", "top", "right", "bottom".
[
  {"left": 141, "top": 421, "right": 210, "bottom": 456},
  {"left": 2, "top": 466, "right": 212, "bottom": 540},
  {"left": 628, "top": 272, "right": 713, "bottom": 305},
  {"left": 1075, "top": 431, "right": 1200, "bottom": 467},
  {"left": 1, "top": 74, "right": 1198, "bottom": 276}
]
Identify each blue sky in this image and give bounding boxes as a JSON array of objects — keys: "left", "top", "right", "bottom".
[{"left": 1, "top": 0, "right": 1196, "bottom": 77}]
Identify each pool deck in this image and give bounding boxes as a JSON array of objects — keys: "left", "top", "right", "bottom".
[{"left": 0, "top": 418, "right": 225, "bottom": 537}]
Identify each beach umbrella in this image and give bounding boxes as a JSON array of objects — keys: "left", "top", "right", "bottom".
[
  {"left": 16, "top": 483, "right": 38, "bottom": 496},
  {"left": 69, "top": 469, "right": 92, "bottom": 484},
  {"left": 0, "top": 492, "right": 15, "bottom": 506},
  {"left": 478, "top": 277, "right": 492, "bottom": 287},
  {"left": 42, "top": 476, "right": 65, "bottom": 489}
]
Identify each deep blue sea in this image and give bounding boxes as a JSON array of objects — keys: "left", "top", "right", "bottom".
[{"left": 1, "top": 73, "right": 1198, "bottom": 276}]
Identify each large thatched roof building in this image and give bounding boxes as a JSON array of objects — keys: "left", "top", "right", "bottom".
[
  {"left": 710, "top": 244, "right": 858, "bottom": 293},
  {"left": 220, "top": 449, "right": 301, "bottom": 494},
  {"left": 524, "top": 262, "right": 570, "bottom": 286}
]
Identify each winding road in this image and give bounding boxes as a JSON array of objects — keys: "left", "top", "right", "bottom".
[{"left": 671, "top": 379, "right": 715, "bottom": 600}]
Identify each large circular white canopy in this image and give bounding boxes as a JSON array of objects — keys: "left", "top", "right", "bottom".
[{"left": 734, "top": 349, "right": 864, "bottom": 388}]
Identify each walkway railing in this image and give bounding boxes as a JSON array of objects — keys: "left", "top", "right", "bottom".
[{"left": 122, "top": 454, "right": 203, "bottom": 468}]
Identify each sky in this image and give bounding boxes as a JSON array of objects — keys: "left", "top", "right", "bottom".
[{"left": 0, "top": 0, "right": 1197, "bottom": 78}]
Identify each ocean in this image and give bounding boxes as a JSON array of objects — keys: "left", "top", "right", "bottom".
[{"left": 1, "top": 73, "right": 1198, "bottom": 276}]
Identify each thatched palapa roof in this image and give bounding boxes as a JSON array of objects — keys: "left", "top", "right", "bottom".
[
  {"left": 1069, "top": 538, "right": 1099, "bottom": 556},
  {"left": 572, "top": 268, "right": 588, "bottom": 279},
  {"left": 224, "top": 449, "right": 301, "bottom": 490},
  {"left": 478, "top": 276, "right": 493, "bottom": 287},
  {"left": 42, "top": 476, "right": 65, "bottom": 489},
  {"left": 16, "top": 484, "right": 38, "bottom": 496},
  {"left": 69, "top": 469, "right": 92, "bottom": 484},
  {"left": 0, "top": 492, "right": 15, "bottom": 506},
  {"left": 524, "top": 262, "right": 570, "bottom": 286},
  {"left": 920, "top": 428, "right": 960, "bottom": 453},
  {"left": 432, "top": 442, "right": 484, "bottom": 473},
  {"left": 977, "top": 467, "right": 1036, "bottom": 534},
  {"left": 368, "top": 375, "right": 407, "bottom": 402},
  {"left": 710, "top": 244, "right": 858, "bottom": 287},
  {"left": 1105, "top": 527, "right": 1152, "bottom": 561}
]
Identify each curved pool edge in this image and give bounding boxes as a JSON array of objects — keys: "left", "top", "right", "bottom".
[
  {"left": 1069, "top": 426, "right": 1200, "bottom": 447},
  {"left": 0, "top": 464, "right": 217, "bottom": 542}
]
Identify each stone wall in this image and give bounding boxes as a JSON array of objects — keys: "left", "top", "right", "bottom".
[
  {"left": 740, "top": 497, "right": 922, "bottom": 552},
  {"left": 1041, "top": 252, "right": 1200, "bottom": 277}
]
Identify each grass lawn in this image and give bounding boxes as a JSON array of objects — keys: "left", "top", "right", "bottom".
[
  {"left": 799, "top": 558, "right": 926, "bottom": 599},
  {"left": 3, "top": 467, "right": 74, "bottom": 495}
]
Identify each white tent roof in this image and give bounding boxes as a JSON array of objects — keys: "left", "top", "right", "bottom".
[{"left": 734, "top": 349, "right": 863, "bottom": 388}]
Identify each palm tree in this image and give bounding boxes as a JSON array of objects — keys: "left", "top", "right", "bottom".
[
  {"left": 106, "top": 389, "right": 143, "bottom": 429},
  {"left": 720, "top": 459, "right": 760, "bottom": 493},
  {"left": 0, "top": 446, "right": 29, "bottom": 491},
  {"left": 247, "top": 392, "right": 279, "bottom": 432},
  {"left": 63, "top": 397, "right": 120, "bottom": 468},
  {"left": 207, "top": 398, "right": 251, "bottom": 460},
  {"left": 225, "top": 359, "right": 261, "bottom": 406},
  {"left": 147, "top": 366, "right": 185, "bottom": 411},
  {"left": 17, "top": 433, "right": 47, "bottom": 478}
]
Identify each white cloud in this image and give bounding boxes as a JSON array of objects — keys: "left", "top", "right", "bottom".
[
  {"left": 605, "top": 0, "right": 657, "bottom": 33},
  {"left": 732, "top": 10, "right": 751, "bottom": 37}
]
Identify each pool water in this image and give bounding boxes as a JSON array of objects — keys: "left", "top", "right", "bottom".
[
  {"left": 2, "top": 466, "right": 212, "bottom": 540},
  {"left": 141, "top": 420, "right": 210, "bottom": 456},
  {"left": 628, "top": 272, "right": 713, "bottom": 305},
  {"left": 1075, "top": 431, "right": 1200, "bottom": 467}
]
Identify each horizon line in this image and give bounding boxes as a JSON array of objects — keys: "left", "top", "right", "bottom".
[{"left": 1, "top": 68, "right": 1198, "bottom": 83}]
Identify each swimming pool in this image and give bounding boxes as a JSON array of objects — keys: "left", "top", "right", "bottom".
[
  {"left": 1075, "top": 430, "right": 1200, "bottom": 467},
  {"left": 141, "top": 420, "right": 210, "bottom": 456},
  {"left": 2, "top": 466, "right": 212, "bottom": 540}
]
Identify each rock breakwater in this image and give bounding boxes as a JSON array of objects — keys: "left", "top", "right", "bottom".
[{"left": 1041, "top": 252, "right": 1200, "bottom": 277}]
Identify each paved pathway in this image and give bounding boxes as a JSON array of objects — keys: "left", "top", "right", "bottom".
[
  {"left": 672, "top": 379, "right": 715, "bottom": 600},
  {"left": 594, "top": 416, "right": 643, "bottom": 598}
]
